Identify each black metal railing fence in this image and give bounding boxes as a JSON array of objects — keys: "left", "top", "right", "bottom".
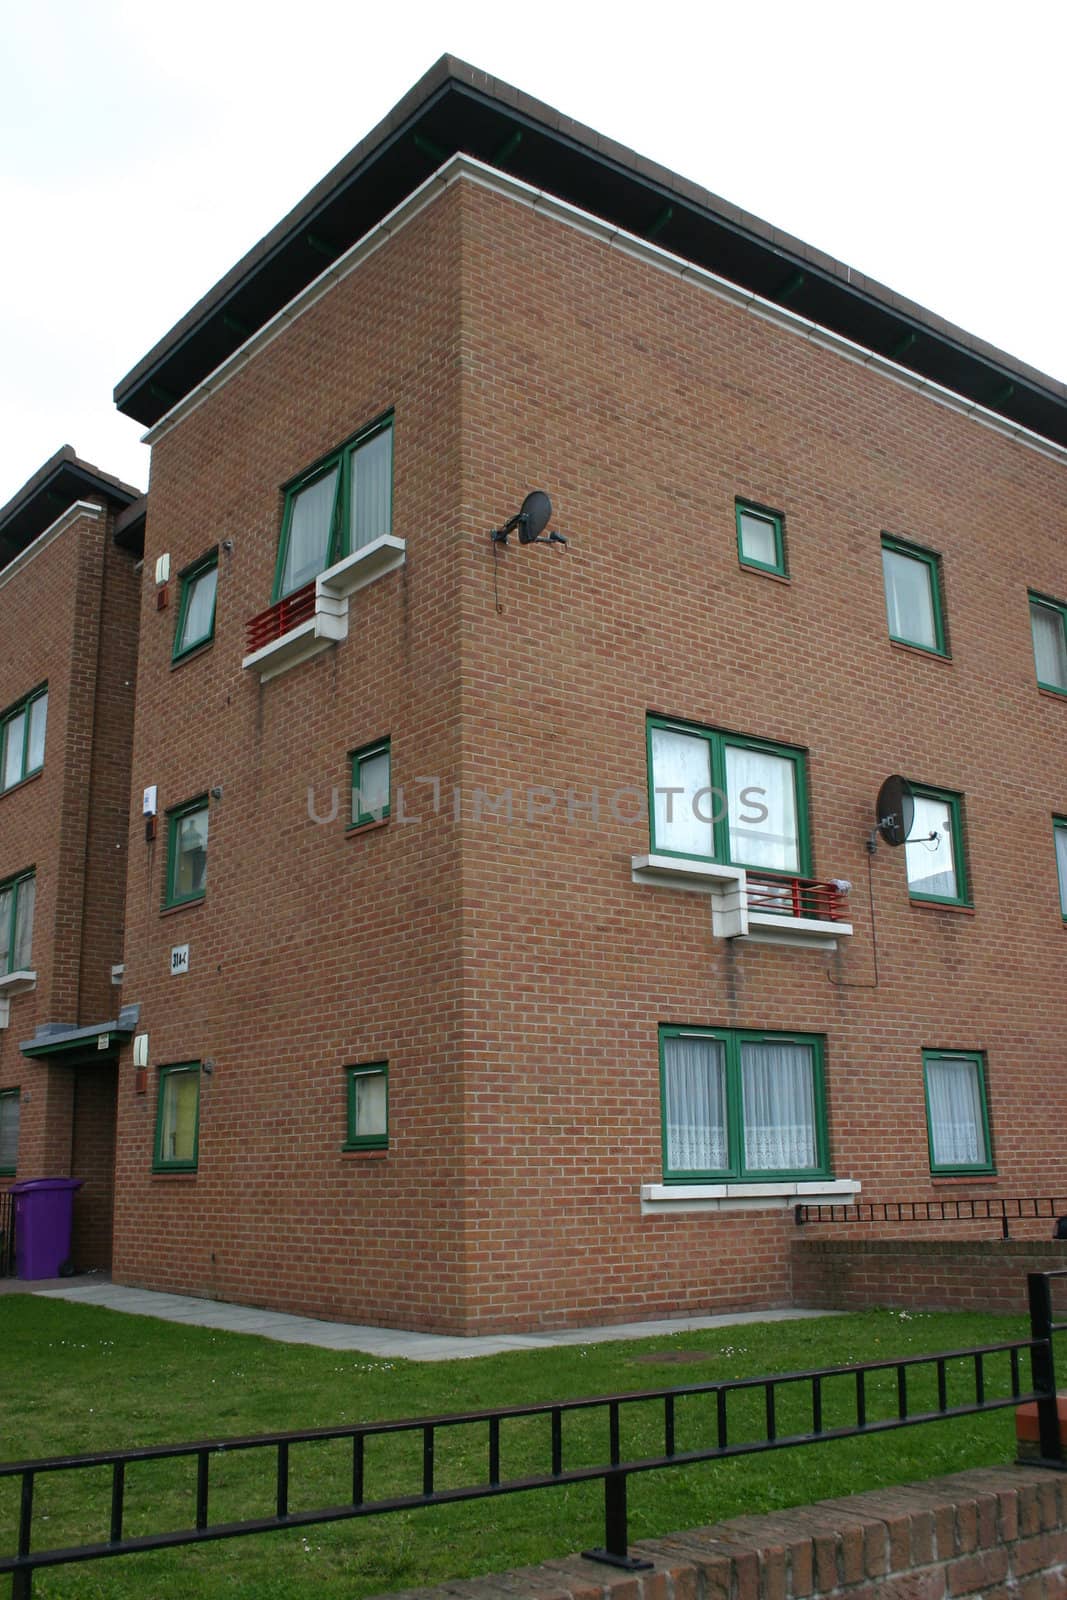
[
  {"left": 795, "top": 1195, "right": 1067, "bottom": 1239},
  {"left": 3, "top": 1271, "right": 1067, "bottom": 1596}
]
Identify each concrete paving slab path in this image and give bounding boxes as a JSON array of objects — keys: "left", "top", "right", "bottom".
[{"left": 19, "top": 1278, "right": 837, "bottom": 1360}]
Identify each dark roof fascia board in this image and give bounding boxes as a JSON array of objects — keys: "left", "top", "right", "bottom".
[
  {"left": 113, "top": 57, "right": 1067, "bottom": 446},
  {"left": 0, "top": 447, "right": 142, "bottom": 574}
]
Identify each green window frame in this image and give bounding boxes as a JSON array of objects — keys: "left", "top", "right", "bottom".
[
  {"left": 0, "top": 870, "right": 35, "bottom": 976},
  {"left": 881, "top": 536, "right": 946, "bottom": 655},
  {"left": 350, "top": 738, "right": 391, "bottom": 829},
  {"left": 0, "top": 1088, "right": 20, "bottom": 1175},
  {"left": 1054, "top": 817, "right": 1067, "bottom": 921},
  {"left": 735, "top": 500, "right": 787, "bottom": 577},
  {"left": 922, "top": 1050, "right": 994, "bottom": 1175},
  {"left": 273, "top": 416, "right": 394, "bottom": 600},
  {"left": 646, "top": 716, "right": 811, "bottom": 876},
  {"left": 165, "top": 797, "right": 209, "bottom": 909},
  {"left": 1, "top": 685, "right": 48, "bottom": 792},
  {"left": 904, "top": 783, "right": 968, "bottom": 906},
  {"left": 659, "top": 1026, "right": 829, "bottom": 1182},
  {"left": 344, "top": 1063, "right": 389, "bottom": 1150},
  {"left": 153, "top": 1063, "right": 201, "bottom": 1172},
  {"left": 1029, "top": 591, "right": 1067, "bottom": 695},
  {"left": 173, "top": 549, "right": 219, "bottom": 661}
]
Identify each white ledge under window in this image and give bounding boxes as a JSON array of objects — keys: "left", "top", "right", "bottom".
[
  {"left": 631, "top": 854, "right": 853, "bottom": 949},
  {"left": 242, "top": 535, "right": 406, "bottom": 683},
  {"left": 0, "top": 970, "right": 37, "bottom": 1029},
  {"left": 640, "top": 1177, "right": 861, "bottom": 1216}
]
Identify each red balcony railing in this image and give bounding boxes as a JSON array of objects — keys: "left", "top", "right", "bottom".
[
  {"left": 746, "top": 874, "right": 849, "bottom": 923},
  {"left": 245, "top": 582, "right": 316, "bottom": 654}
]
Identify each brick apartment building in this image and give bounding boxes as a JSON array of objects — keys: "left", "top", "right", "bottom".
[
  {"left": 0, "top": 449, "right": 143, "bottom": 1270},
  {"left": 4, "top": 58, "right": 1067, "bottom": 1332}
]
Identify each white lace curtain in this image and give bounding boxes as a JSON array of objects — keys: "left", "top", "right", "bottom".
[
  {"left": 905, "top": 793, "right": 957, "bottom": 898},
  {"left": 1031, "top": 601, "right": 1067, "bottom": 688},
  {"left": 663, "top": 1035, "right": 817, "bottom": 1174},
  {"left": 649, "top": 728, "right": 714, "bottom": 856},
  {"left": 927, "top": 1057, "right": 986, "bottom": 1166},
  {"left": 725, "top": 746, "right": 799, "bottom": 872},
  {"left": 349, "top": 429, "right": 392, "bottom": 551},
  {"left": 282, "top": 467, "right": 339, "bottom": 595}
]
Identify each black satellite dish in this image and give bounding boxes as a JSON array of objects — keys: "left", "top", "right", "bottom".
[
  {"left": 490, "top": 491, "right": 566, "bottom": 547},
  {"left": 517, "top": 490, "right": 552, "bottom": 544},
  {"left": 875, "top": 774, "right": 915, "bottom": 847}
]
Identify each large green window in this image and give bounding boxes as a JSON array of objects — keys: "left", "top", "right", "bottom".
[
  {"left": 923, "top": 1051, "right": 993, "bottom": 1175},
  {"left": 154, "top": 1064, "right": 201, "bottom": 1171},
  {"left": 904, "top": 785, "right": 968, "bottom": 906},
  {"left": 646, "top": 716, "right": 810, "bottom": 875},
  {"left": 660, "top": 1026, "right": 829, "bottom": 1181},
  {"left": 1, "top": 686, "right": 48, "bottom": 792},
  {"left": 0, "top": 1089, "right": 20, "bottom": 1175},
  {"left": 165, "top": 798, "right": 209, "bottom": 908},
  {"left": 881, "top": 536, "right": 946, "bottom": 655},
  {"left": 344, "top": 1063, "right": 388, "bottom": 1150},
  {"left": 1029, "top": 592, "right": 1067, "bottom": 694},
  {"left": 350, "top": 739, "right": 391, "bottom": 828},
  {"left": 735, "top": 500, "right": 787, "bottom": 577},
  {"left": 173, "top": 550, "right": 219, "bottom": 661},
  {"left": 1055, "top": 817, "right": 1067, "bottom": 920},
  {"left": 0, "top": 871, "right": 35, "bottom": 975},
  {"left": 274, "top": 418, "right": 393, "bottom": 600}
]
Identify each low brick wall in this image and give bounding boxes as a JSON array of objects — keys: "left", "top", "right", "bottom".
[
  {"left": 376, "top": 1466, "right": 1067, "bottom": 1600},
  {"left": 792, "top": 1239, "right": 1067, "bottom": 1313}
]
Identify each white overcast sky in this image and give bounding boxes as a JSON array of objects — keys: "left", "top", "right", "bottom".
[{"left": 2, "top": 0, "right": 1064, "bottom": 506}]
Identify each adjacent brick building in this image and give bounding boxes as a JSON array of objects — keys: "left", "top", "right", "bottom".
[
  {"left": 7, "top": 59, "right": 1067, "bottom": 1330},
  {"left": 0, "top": 448, "right": 143, "bottom": 1270}
]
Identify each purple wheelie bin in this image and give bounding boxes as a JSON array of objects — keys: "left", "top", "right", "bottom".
[{"left": 11, "top": 1177, "right": 83, "bottom": 1279}]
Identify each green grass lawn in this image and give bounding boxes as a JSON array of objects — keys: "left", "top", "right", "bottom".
[{"left": 0, "top": 1296, "right": 1036, "bottom": 1599}]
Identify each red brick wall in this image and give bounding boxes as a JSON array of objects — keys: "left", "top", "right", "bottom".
[
  {"left": 377, "top": 1466, "right": 1067, "bottom": 1600},
  {"left": 113, "top": 170, "right": 1067, "bottom": 1332},
  {"left": 793, "top": 1239, "right": 1067, "bottom": 1313},
  {"left": 0, "top": 501, "right": 139, "bottom": 1195}
]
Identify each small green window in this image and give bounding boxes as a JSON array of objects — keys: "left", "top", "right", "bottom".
[
  {"left": 165, "top": 797, "right": 209, "bottom": 908},
  {"left": 173, "top": 551, "right": 219, "bottom": 661},
  {"left": 0, "top": 870, "right": 35, "bottom": 975},
  {"left": 881, "top": 536, "right": 946, "bottom": 655},
  {"left": 923, "top": 1051, "right": 993, "bottom": 1175},
  {"left": 646, "top": 716, "right": 810, "bottom": 875},
  {"left": 350, "top": 739, "right": 391, "bottom": 828},
  {"left": 1, "top": 686, "right": 48, "bottom": 792},
  {"left": 154, "top": 1064, "right": 201, "bottom": 1171},
  {"left": 0, "top": 1089, "right": 20, "bottom": 1174},
  {"left": 345, "top": 1063, "right": 388, "bottom": 1150},
  {"left": 735, "top": 500, "right": 786, "bottom": 576},
  {"left": 274, "top": 418, "right": 393, "bottom": 600},
  {"left": 1054, "top": 817, "right": 1067, "bottom": 920},
  {"left": 904, "top": 784, "right": 968, "bottom": 906},
  {"left": 660, "top": 1027, "right": 829, "bottom": 1181},
  {"left": 1029, "top": 592, "right": 1067, "bottom": 694}
]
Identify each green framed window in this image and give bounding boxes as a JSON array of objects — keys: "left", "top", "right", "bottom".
[
  {"left": 882, "top": 536, "right": 946, "bottom": 655},
  {"left": 646, "top": 716, "right": 810, "bottom": 875},
  {"left": 1029, "top": 592, "right": 1067, "bottom": 694},
  {"left": 1, "top": 686, "right": 48, "bottom": 792},
  {"left": 350, "top": 738, "right": 391, "bottom": 828},
  {"left": 165, "top": 797, "right": 209, "bottom": 908},
  {"left": 660, "top": 1026, "right": 829, "bottom": 1181},
  {"left": 735, "top": 500, "right": 787, "bottom": 577},
  {"left": 273, "top": 417, "right": 393, "bottom": 600},
  {"left": 904, "top": 784, "right": 968, "bottom": 905},
  {"left": 154, "top": 1064, "right": 201, "bottom": 1171},
  {"left": 0, "top": 871, "right": 35, "bottom": 975},
  {"left": 923, "top": 1051, "right": 993, "bottom": 1175},
  {"left": 1054, "top": 818, "right": 1067, "bottom": 920},
  {"left": 173, "top": 550, "right": 219, "bottom": 661},
  {"left": 344, "top": 1063, "right": 388, "bottom": 1150},
  {"left": 0, "top": 1089, "right": 20, "bottom": 1175}
]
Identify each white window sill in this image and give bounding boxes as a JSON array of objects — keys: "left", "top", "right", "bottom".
[
  {"left": 640, "top": 1177, "right": 861, "bottom": 1216},
  {"left": 242, "top": 536, "right": 406, "bottom": 683},
  {"left": 0, "top": 970, "right": 37, "bottom": 1028},
  {"left": 631, "top": 854, "right": 852, "bottom": 947}
]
